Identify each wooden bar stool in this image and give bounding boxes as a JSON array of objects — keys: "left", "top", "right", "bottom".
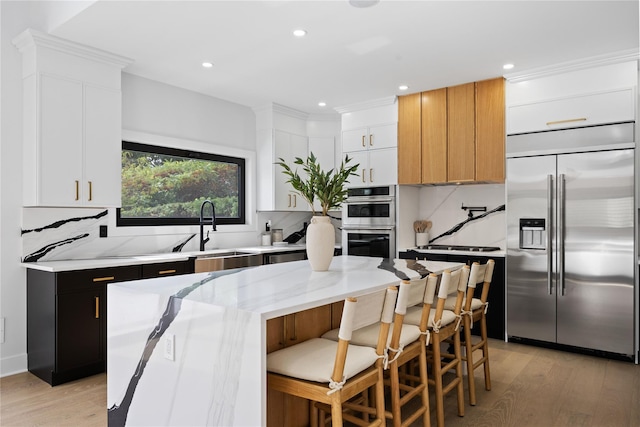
[
  {"left": 321, "top": 279, "right": 431, "bottom": 427},
  {"left": 404, "top": 266, "right": 470, "bottom": 427},
  {"left": 460, "top": 259, "right": 495, "bottom": 406},
  {"left": 267, "top": 286, "right": 398, "bottom": 427}
]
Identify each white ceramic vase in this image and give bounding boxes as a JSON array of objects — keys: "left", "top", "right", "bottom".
[{"left": 305, "top": 216, "right": 335, "bottom": 271}]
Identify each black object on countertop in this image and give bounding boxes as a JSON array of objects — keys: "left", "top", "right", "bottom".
[
  {"left": 417, "top": 244, "right": 501, "bottom": 252},
  {"left": 284, "top": 222, "right": 308, "bottom": 244}
]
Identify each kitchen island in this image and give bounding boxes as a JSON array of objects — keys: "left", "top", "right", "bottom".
[{"left": 107, "top": 255, "right": 463, "bottom": 426}]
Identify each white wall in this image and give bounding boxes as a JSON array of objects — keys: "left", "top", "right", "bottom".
[
  {"left": 1, "top": 7, "right": 263, "bottom": 375},
  {"left": 1, "top": 0, "right": 32, "bottom": 376}
]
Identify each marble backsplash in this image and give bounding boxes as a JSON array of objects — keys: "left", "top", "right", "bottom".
[{"left": 21, "top": 207, "right": 335, "bottom": 262}]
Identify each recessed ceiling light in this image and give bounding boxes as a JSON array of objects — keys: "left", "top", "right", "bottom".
[
  {"left": 398, "top": 85, "right": 409, "bottom": 91},
  {"left": 318, "top": 102, "right": 327, "bottom": 107},
  {"left": 202, "top": 62, "right": 213, "bottom": 68},
  {"left": 293, "top": 29, "right": 307, "bottom": 37},
  {"left": 349, "top": 0, "right": 380, "bottom": 8},
  {"left": 503, "top": 63, "right": 515, "bottom": 70}
]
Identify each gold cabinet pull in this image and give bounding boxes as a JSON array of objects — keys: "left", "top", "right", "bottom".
[
  {"left": 288, "top": 194, "right": 291, "bottom": 207},
  {"left": 369, "top": 134, "right": 373, "bottom": 146},
  {"left": 293, "top": 194, "right": 297, "bottom": 208},
  {"left": 361, "top": 169, "right": 366, "bottom": 182},
  {"left": 361, "top": 135, "right": 365, "bottom": 147},
  {"left": 92, "top": 276, "right": 115, "bottom": 282},
  {"left": 95, "top": 296, "right": 99, "bottom": 319},
  {"left": 158, "top": 269, "right": 176, "bottom": 275},
  {"left": 546, "top": 118, "right": 587, "bottom": 126},
  {"left": 75, "top": 180, "right": 79, "bottom": 201},
  {"left": 88, "top": 181, "right": 92, "bottom": 201},
  {"left": 369, "top": 168, "right": 373, "bottom": 182}
]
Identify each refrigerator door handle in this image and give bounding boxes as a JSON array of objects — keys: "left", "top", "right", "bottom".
[
  {"left": 558, "top": 173, "right": 565, "bottom": 296},
  {"left": 547, "top": 174, "right": 553, "bottom": 295}
]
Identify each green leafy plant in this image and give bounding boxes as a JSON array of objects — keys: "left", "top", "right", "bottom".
[{"left": 276, "top": 152, "right": 359, "bottom": 216}]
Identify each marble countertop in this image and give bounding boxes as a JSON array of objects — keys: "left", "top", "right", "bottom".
[
  {"left": 106, "top": 255, "right": 465, "bottom": 426},
  {"left": 21, "top": 244, "right": 310, "bottom": 272},
  {"left": 110, "top": 255, "right": 463, "bottom": 320}
]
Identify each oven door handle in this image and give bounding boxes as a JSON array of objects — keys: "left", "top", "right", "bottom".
[{"left": 345, "top": 197, "right": 395, "bottom": 204}]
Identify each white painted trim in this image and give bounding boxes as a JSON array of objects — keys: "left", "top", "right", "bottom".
[
  {"left": 334, "top": 96, "right": 397, "bottom": 114},
  {"left": 0, "top": 354, "right": 27, "bottom": 378},
  {"left": 504, "top": 48, "right": 639, "bottom": 83},
  {"left": 12, "top": 28, "right": 133, "bottom": 68}
]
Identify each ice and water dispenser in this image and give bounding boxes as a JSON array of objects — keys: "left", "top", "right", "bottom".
[{"left": 519, "top": 218, "right": 546, "bottom": 250}]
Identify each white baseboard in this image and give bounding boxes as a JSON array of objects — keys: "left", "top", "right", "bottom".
[{"left": 0, "top": 353, "right": 28, "bottom": 377}]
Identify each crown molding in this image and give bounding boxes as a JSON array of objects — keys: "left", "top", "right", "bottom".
[
  {"left": 12, "top": 28, "right": 133, "bottom": 69},
  {"left": 334, "top": 95, "right": 397, "bottom": 114},
  {"left": 271, "top": 103, "right": 309, "bottom": 120},
  {"left": 504, "top": 49, "right": 639, "bottom": 83},
  {"left": 307, "top": 113, "right": 340, "bottom": 121}
]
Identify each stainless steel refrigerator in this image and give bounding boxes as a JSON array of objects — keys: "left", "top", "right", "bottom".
[{"left": 506, "top": 122, "right": 636, "bottom": 357}]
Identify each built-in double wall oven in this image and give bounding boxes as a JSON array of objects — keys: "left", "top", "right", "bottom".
[{"left": 342, "top": 186, "right": 395, "bottom": 259}]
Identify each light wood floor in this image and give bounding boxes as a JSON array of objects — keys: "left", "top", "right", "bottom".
[{"left": 1, "top": 339, "right": 638, "bottom": 426}]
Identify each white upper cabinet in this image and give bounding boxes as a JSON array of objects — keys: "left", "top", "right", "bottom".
[
  {"left": 339, "top": 97, "right": 398, "bottom": 187},
  {"left": 506, "top": 60, "right": 638, "bottom": 135},
  {"left": 13, "top": 29, "right": 132, "bottom": 207},
  {"left": 342, "top": 124, "right": 397, "bottom": 152},
  {"left": 274, "top": 130, "right": 309, "bottom": 211}
]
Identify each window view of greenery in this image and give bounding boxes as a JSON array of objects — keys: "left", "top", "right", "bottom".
[{"left": 118, "top": 141, "right": 245, "bottom": 226}]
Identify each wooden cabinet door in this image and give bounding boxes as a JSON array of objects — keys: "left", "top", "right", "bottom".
[
  {"left": 57, "top": 285, "right": 105, "bottom": 372},
  {"left": 398, "top": 93, "right": 422, "bottom": 184},
  {"left": 447, "top": 82, "right": 475, "bottom": 183},
  {"left": 421, "top": 88, "right": 448, "bottom": 184},
  {"left": 476, "top": 77, "right": 505, "bottom": 182}
]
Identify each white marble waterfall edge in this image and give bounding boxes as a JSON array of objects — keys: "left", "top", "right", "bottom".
[{"left": 107, "top": 256, "right": 463, "bottom": 426}]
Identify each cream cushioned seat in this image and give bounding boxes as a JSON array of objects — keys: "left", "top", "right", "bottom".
[
  {"left": 444, "top": 295, "right": 483, "bottom": 311},
  {"left": 404, "top": 305, "right": 458, "bottom": 328},
  {"left": 321, "top": 322, "right": 421, "bottom": 348},
  {"left": 267, "top": 337, "right": 380, "bottom": 383}
]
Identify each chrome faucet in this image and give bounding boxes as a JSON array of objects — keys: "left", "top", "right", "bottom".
[{"left": 199, "top": 200, "right": 217, "bottom": 251}]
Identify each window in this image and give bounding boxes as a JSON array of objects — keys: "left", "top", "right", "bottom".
[{"left": 117, "top": 141, "right": 246, "bottom": 226}]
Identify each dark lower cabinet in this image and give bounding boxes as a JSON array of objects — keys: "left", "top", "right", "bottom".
[
  {"left": 27, "top": 259, "right": 194, "bottom": 386},
  {"left": 400, "top": 251, "right": 505, "bottom": 340},
  {"left": 27, "top": 266, "right": 140, "bottom": 385}
]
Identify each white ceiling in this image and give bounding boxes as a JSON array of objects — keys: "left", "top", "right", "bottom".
[{"left": 50, "top": 0, "right": 639, "bottom": 116}]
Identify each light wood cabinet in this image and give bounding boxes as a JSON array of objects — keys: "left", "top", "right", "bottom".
[
  {"left": 476, "top": 77, "right": 506, "bottom": 182},
  {"left": 266, "top": 303, "right": 340, "bottom": 427},
  {"left": 397, "top": 93, "right": 422, "bottom": 184},
  {"left": 14, "top": 29, "right": 130, "bottom": 207},
  {"left": 447, "top": 82, "right": 476, "bottom": 182},
  {"left": 398, "top": 77, "right": 505, "bottom": 185}
]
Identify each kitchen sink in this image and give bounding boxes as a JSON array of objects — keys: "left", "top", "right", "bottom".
[{"left": 194, "top": 251, "right": 262, "bottom": 272}]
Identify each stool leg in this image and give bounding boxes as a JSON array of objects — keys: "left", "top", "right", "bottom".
[
  {"left": 464, "top": 317, "right": 477, "bottom": 406},
  {"left": 481, "top": 313, "right": 491, "bottom": 391},
  {"left": 453, "top": 327, "right": 465, "bottom": 417},
  {"left": 431, "top": 334, "right": 445, "bottom": 427},
  {"left": 419, "top": 341, "right": 431, "bottom": 427}
]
